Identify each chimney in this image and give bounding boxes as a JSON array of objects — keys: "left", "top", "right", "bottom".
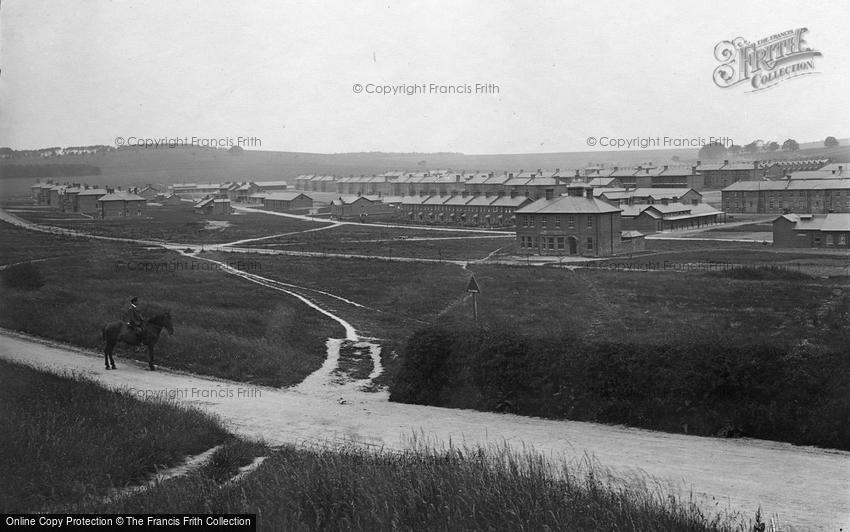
[
  {"left": 661, "top": 198, "right": 669, "bottom": 205},
  {"left": 613, "top": 166, "right": 619, "bottom": 172},
  {"left": 696, "top": 160, "right": 701, "bottom": 166},
  {"left": 724, "top": 160, "right": 729, "bottom": 165},
  {"left": 488, "top": 172, "right": 494, "bottom": 178},
  {"left": 663, "top": 165, "right": 669, "bottom": 171},
  {"left": 508, "top": 172, "right": 514, "bottom": 179},
  {"left": 839, "top": 165, "right": 844, "bottom": 172},
  {"left": 536, "top": 168, "right": 542, "bottom": 175},
  {"left": 510, "top": 190, "right": 517, "bottom": 198},
  {"left": 575, "top": 170, "right": 581, "bottom": 178},
  {"left": 555, "top": 168, "right": 560, "bottom": 173}
]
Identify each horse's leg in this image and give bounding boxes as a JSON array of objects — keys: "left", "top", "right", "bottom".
[
  {"left": 147, "top": 344, "right": 155, "bottom": 371},
  {"left": 105, "top": 339, "right": 116, "bottom": 369}
]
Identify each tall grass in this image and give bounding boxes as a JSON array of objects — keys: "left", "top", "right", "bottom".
[
  {"left": 0, "top": 360, "right": 229, "bottom": 511},
  {"left": 78, "top": 440, "right": 748, "bottom": 531}
]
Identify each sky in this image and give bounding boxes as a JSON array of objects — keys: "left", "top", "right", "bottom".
[{"left": 1, "top": 0, "right": 848, "bottom": 154}]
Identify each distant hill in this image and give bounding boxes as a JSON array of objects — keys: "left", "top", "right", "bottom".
[{"left": 1, "top": 140, "right": 848, "bottom": 197}]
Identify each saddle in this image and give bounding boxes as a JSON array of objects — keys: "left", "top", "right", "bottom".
[{"left": 122, "top": 322, "right": 145, "bottom": 339}]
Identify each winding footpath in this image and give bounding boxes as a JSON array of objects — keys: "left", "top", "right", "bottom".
[{"left": 1, "top": 207, "right": 848, "bottom": 530}]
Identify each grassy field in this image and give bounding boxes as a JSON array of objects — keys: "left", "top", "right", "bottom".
[
  {"left": 205, "top": 251, "right": 469, "bottom": 348},
  {"left": 0, "top": 359, "right": 231, "bottom": 511},
  {"left": 236, "top": 222, "right": 502, "bottom": 244},
  {"left": 0, "top": 224, "right": 340, "bottom": 386},
  {"left": 245, "top": 236, "right": 515, "bottom": 261},
  {"left": 602, "top": 239, "right": 850, "bottom": 277},
  {"left": 218, "top": 248, "right": 845, "bottom": 352},
  {"left": 456, "top": 264, "right": 846, "bottom": 350},
  {"left": 8, "top": 202, "right": 328, "bottom": 244}
]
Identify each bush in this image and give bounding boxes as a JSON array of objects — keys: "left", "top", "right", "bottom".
[
  {"left": 390, "top": 326, "right": 850, "bottom": 450},
  {"left": 2, "top": 262, "right": 45, "bottom": 290},
  {"left": 389, "top": 326, "right": 459, "bottom": 404}
]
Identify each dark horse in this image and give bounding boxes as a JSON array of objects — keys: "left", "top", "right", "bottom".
[{"left": 102, "top": 312, "right": 174, "bottom": 370}]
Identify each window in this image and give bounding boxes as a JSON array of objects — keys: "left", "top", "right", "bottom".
[
  {"left": 548, "top": 238, "right": 555, "bottom": 250},
  {"left": 557, "top": 237, "right": 565, "bottom": 250},
  {"left": 840, "top": 234, "right": 847, "bottom": 246},
  {"left": 826, "top": 234, "right": 834, "bottom": 246},
  {"left": 555, "top": 216, "right": 561, "bottom": 228},
  {"left": 567, "top": 215, "right": 575, "bottom": 228},
  {"left": 541, "top": 217, "right": 547, "bottom": 228},
  {"left": 586, "top": 237, "right": 593, "bottom": 250},
  {"left": 586, "top": 216, "right": 593, "bottom": 229}
]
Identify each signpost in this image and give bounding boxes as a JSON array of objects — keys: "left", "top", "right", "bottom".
[{"left": 466, "top": 275, "right": 480, "bottom": 324}]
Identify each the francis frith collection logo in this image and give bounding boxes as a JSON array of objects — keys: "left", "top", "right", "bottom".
[{"left": 713, "top": 28, "right": 822, "bottom": 92}]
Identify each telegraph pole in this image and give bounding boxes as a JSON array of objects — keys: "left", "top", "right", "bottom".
[{"left": 466, "top": 275, "right": 481, "bottom": 325}]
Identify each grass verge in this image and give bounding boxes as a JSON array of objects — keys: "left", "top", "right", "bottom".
[
  {"left": 0, "top": 359, "right": 230, "bottom": 511},
  {"left": 76, "top": 440, "right": 750, "bottom": 531}
]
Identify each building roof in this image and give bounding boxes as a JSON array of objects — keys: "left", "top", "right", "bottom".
[
  {"left": 264, "top": 192, "right": 312, "bottom": 201},
  {"left": 696, "top": 161, "right": 758, "bottom": 172},
  {"left": 516, "top": 196, "right": 621, "bottom": 215},
  {"left": 401, "top": 195, "right": 429, "bottom": 205},
  {"left": 465, "top": 196, "right": 499, "bottom": 206},
  {"left": 98, "top": 191, "right": 145, "bottom": 202},
  {"left": 463, "top": 174, "right": 492, "bottom": 184},
  {"left": 725, "top": 179, "right": 850, "bottom": 192},
  {"left": 776, "top": 213, "right": 850, "bottom": 232},
  {"left": 587, "top": 177, "right": 619, "bottom": 187},
  {"left": 332, "top": 195, "right": 381, "bottom": 205},
  {"left": 649, "top": 165, "right": 697, "bottom": 177},
  {"left": 77, "top": 188, "right": 109, "bottom": 196},
  {"left": 816, "top": 163, "right": 847, "bottom": 175},
  {"left": 483, "top": 175, "right": 511, "bottom": 185},
  {"left": 599, "top": 188, "right": 700, "bottom": 201},
  {"left": 443, "top": 195, "right": 474, "bottom": 205},
  {"left": 787, "top": 171, "right": 839, "bottom": 180},
  {"left": 491, "top": 195, "right": 533, "bottom": 207}
]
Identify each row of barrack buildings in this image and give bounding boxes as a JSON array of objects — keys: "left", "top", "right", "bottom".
[{"left": 292, "top": 158, "right": 834, "bottom": 196}]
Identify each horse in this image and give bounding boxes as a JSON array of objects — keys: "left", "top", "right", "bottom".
[{"left": 102, "top": 311, "right": 174, "bottom": 371}]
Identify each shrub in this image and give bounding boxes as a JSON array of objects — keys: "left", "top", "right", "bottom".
[
  {"left": 390, "top": 325, "right": 850, "bottom": 450},
  {"left": 388, "top": 326, "right": 460, "bottom": 404}
]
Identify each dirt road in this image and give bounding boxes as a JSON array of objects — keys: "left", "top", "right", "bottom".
[{"left": 1, "top": 332, "right": 847, "bottom": 530}]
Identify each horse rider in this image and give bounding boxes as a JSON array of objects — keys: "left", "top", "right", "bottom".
[{"left": 124, "top": 296, "right": 145, "bottom": 337}]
